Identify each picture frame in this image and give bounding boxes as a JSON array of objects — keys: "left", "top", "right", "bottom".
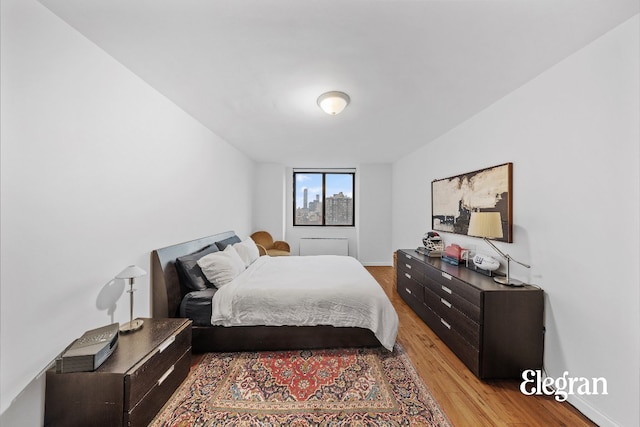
[{"left": 431, "top": 162, "right": 513, "bottom": 242}]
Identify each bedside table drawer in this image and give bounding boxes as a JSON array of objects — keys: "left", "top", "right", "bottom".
[
  {"left": 125, "top": 322, "right": 191, "bottom": 409},
  {"left": 126, "top": 348, "right": 191, "bottom": 427}
]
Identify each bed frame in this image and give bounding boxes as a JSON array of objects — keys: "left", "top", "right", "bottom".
[{"left": 150, "top": 231, "right": 381, "bottom": 353}]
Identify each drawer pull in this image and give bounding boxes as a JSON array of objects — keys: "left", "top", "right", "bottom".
[
  {"left": 157, "top": 365, "right": 175, "bottom": 386},
  {"left": 405, "top": 263, "right": 412, "bottom": 269},
  {"left": 404, "top": 273, "right": 412, "bottom": 279},
  {"left": 440, "top": 318, "right": 451, "bottom": 329},
  {"left": 405, "top": 288, "right": 412, "bottom": 295},
  {"left": 158, "top": 335, "right": 176, "bottom": 353},
  {"left": 441, "top": 298, "right": 452, "bottom": 308},
  {"left": 405, "top": 254, "right": 411, "bottom": 259},
  {"left": 441, "top": 285, "right": 452, "bottom": 294},
  {"left": 441, "top": 272, "right": 452, "bottom": 280}
]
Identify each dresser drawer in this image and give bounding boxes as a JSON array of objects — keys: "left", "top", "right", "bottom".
[
  {"left": 424, "top": 286, "right": 480, "bottom": 348},
  {"left": 125, "top": 348, "right": 191, "bottom": 427},
  {"left": 423, "top": 275, "right": 481, "bottom": 323},
  {"left": 125, "top": 323, "right": 191, "bottom": 410},
  {"left": 424, "top": 265, "right": 481, "bottom": 305},
  {"left": 397, "top": 270, "right": 424, "bottom": 303},
  {"left": 397, "top": 251, "right": 424, "bottom": 283},
  {"left": 422, "top": 304, "right": 480, "bottom": 376}
]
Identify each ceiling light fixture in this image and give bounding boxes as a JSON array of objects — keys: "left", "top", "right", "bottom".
[{"left": 317, "top": 91, "right": 350, "bottom": 115}]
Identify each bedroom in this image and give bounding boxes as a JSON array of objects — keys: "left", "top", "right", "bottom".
[{"left": 1, "top": 0, "right": 638, "bottom": 426}]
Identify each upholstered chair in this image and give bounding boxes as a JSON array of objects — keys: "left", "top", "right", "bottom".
[{"left": 250, "top": 231, "right": 290, "bottom": 256}]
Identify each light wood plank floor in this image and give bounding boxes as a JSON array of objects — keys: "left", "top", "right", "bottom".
[{"left": 366, "top": 265, "right": 596, "bottom": 427}]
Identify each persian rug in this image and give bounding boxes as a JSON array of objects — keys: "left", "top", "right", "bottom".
[{"left": 151, "top": 344, "right": 451, "bottom": 426}]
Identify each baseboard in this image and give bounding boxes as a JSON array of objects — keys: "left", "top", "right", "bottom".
[
  {"left": 566, "top": 394, "right": 622, "bottom": 427},
  {"left": 361, "top": 262, "right": 393, "bottom": 267}
]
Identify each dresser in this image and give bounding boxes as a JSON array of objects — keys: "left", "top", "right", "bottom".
[
  {"left": 45, "top": 318, "right": 192, "bottom": 427},
  {"left": 396, "top": 249, "right": 543, "bottom": 379}
]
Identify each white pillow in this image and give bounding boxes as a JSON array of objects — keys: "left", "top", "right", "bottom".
[
  {"left": 197, "top": 244, "right": 246, "bottom": 288},
  {"left": 233, "top": 238, "right": 260, "bottom": 267}
]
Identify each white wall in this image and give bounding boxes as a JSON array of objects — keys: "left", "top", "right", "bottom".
[
  {"left": 392, "top": 15, "right": 639, "bottom": 427},
  {"left": 252, "top": 163, "right": 287, "bottom": 241},
  {"left": 0, "top": 0, "right": 254, "bottom": 425},
  {"left": 357, "top": 163, "right": 393, "bottom": 266}
]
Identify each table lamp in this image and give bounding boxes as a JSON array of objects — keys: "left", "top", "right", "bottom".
[
  {"left": 467, "top": 212, "right": 530, "bottom": 286},
  {"left": 116, "top": 265, "right": 147, "bottom": 332}
]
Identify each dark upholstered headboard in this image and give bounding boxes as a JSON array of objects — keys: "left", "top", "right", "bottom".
[{"left": 150, "top": 231, "right": 236, "bottom": 318}]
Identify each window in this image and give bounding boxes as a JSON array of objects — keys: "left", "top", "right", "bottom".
[{"left": 294, "top": 171, "right": 355, "bottom": 226}]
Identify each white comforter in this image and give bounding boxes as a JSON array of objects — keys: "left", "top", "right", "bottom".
[{"left": 210, "top": 255, "right": 398, "bottom": 350}]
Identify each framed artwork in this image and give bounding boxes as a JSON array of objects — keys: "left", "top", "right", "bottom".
[{"left": 431, "top": 162, "right": 513, "bottom": 242}]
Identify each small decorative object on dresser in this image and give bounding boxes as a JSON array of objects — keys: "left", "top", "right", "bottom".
[
  {"left": 467, "top": 211, "right": 531, "bottom": 286},
  {"left": 396, "top": 249, "right": 543, "bottom": 379},
  {"left": 441, "top": 243, "right": 464, "bottom": 265},
  {"left": 44, "top": 318, "right": 192, "bottom": 427},
  {"left": 472, "top": 254, "right": 500, "bottom": 272},
  {"left": 417, "top": 231, "right": 443, "bottom": 257}
]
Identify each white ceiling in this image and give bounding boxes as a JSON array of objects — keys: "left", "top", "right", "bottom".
[{"left": 39, "top": 0, "right": 638, "bottom": 166}]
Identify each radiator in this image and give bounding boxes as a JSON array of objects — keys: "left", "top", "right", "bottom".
[{"left": 299, "top": 238, "right": 349, "bottom": 256}]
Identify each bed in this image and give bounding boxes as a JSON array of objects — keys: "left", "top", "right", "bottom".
[{"left": 151, "top": 231, "right": 398, "bottom": 353}]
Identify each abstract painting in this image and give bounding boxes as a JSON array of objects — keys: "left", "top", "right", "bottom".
[{"left": 432, "top": 162, "right": 513, "bottom": 242}]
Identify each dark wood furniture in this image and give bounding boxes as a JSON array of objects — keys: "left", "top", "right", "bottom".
[
  {"left": 396, "top": 249, "right": 543, "bottom": 379},
  {"left": 44, "top": 318, "right": 191, "bottom": 427},
  {"left": 151, "top": 231, "right": 380, "bottom": 353}
]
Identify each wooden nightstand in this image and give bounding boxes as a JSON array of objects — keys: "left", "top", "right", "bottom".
[{"left": 45, "top": 318, "right": 192, "bottom": 427}]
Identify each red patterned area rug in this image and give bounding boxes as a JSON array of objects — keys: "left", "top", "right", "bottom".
[{"left": 151, "top": 344, "right": 451, "bottom": 426}]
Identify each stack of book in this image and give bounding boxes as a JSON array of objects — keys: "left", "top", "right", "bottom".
[{"left": 441, "top": 244, "right": 464, "bottom": 265}]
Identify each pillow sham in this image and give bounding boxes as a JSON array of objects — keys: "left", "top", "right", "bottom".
[
  {"left": 233, "top": 237, "right": 260, "bottom": 267},
  {"left": 179, "top": 288, "right": 217, "bottom": 326},
  {"left": 175, "top": 244, "right": 219, "bottom": 291},
  {"left": 215, "top": 234, "right": 242, "bottom": 251},
  {"left": 197, "top": 244, "right": 246, "bottom": 288}
]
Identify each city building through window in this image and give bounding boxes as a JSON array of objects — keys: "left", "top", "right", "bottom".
[{"left": 293, "top": 171, "right": 355, "bottom": 226}]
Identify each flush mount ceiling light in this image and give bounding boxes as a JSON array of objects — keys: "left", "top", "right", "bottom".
[{"left": 317, "top": 91, "right": 350, "bottom": 115}]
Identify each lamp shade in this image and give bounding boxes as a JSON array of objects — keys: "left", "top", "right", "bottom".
[
  {"left": 467, "top": 212, "right": 504, "bottom": 239},
  {"left": 317, "top": 91, "right": 350, "bottom": 115},
  {"left": 116, "top": 265, "right": 147, "bottom": 280}
]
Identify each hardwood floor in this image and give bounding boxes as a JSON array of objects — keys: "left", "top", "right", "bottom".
[
  {"left": 365, "top": 265, "right": 597, "bottom": 427},
  {"left": 188, "top": 265, "right": 596, "bottom": 426}
]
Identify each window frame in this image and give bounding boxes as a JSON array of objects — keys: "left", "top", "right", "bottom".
[{"left": 293, "top": 170, "right": 355, "bottom": 227}]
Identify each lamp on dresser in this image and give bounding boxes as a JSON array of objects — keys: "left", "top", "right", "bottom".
[
  {"left": 467, "top": 211, "right": 530, "bottom": 286},
  {"left": 116, "top": 265, "right": 147, "bottom": 332}
]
